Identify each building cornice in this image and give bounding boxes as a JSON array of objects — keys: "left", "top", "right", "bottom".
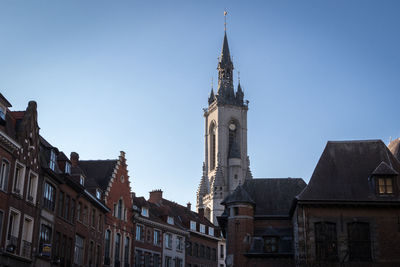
[{"left": 135, "top": 216, "right": 188, "bottom": 236}]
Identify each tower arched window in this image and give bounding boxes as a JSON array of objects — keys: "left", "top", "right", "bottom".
[
  {"left": 228, "top": 120, "right": 240, "bottom": 158},
  {"left": 210, "top": 123, "right": 216, "bottom": 170}
]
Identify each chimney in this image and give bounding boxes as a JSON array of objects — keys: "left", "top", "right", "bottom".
[
  {"left": 70, "top": 152, "right": 79, "bottom": 167},
  {"left": 187, "top": 202, "right": 192, "bottom": 210},
  {"left": 198, "top": 207, "right": 204, "bottom": 218},
  {"left": 149, "top": 189, "right": 163, "bottom": 204}
]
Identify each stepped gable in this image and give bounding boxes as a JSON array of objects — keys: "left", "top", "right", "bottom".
[
  {"left": 298, "top": 140, "right": 400, "bottom": 201},
  {"left": 78, "top": 159, "right": 118, "bottom": 190}
]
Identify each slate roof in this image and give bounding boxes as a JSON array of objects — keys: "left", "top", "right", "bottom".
[
  {"left": 78, "top": 160, "right": 118, "bottom": 191},
  {"left": 298, "top": 140, "right": 400, "bottom": 201},
  {"left": 222, "top": 178, "right": 306, "bottom": 216}
]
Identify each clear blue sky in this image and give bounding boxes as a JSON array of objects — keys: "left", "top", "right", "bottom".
[{"left": 1, "top": 0, "right": 400, "bottom": 207}]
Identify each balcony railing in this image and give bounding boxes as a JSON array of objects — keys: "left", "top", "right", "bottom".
[
  {"left": 6, "top": 235, "right": 18, "bottom": 253},
  {"left": 21, "top": 240, "right": 32, "bottom": 258}
]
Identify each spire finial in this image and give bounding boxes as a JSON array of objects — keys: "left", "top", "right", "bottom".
[
  {"left": 224, "top": 10, "right": 228, "bottom": 32},
  {"left": 211, "top": 76, "right": 214, "bottom": 90},
  {"left": 238, "top": 71, "right": 240, "bottom": 83}
]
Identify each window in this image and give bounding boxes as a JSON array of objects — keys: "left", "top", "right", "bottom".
[
  {"left": 141, "top": 207, "right": 149, "bottom": 217},
  {"left": 0, "top": 106, "right": 5, "bottom": 120},
  {"left": 206, "top": 247, "right": 211, "bottom": 259},
  {"left": 91, "top": 208, "right": 95, "bottom": 227},
  {"left": 136, "top": 225, "right": 144, "bottom": 241},
  {"left": 79, "top": 175, "right": 85, "bottom": 186},
  {"left": 83, "top": 206, "right": 88, "bottom": 224},
  {"left": 176, "top": 236, "right": 183, "bottom": 251},
  {"left": 88, "top": 241, "right": 94, "bottom": 266},
  {"left": 71, "top": 199, "right": 75, "bottom": 222},
  {"left": 200, "top": 224, "right": 205, "bottom": 233},
  {"left": 212, "top": 248, "right": 217, "bottom": 260},
  {"left": 43, "top": 181, "right": 56, "bottom": 211},
  {"left": 315, "top": 222, "right": 338, "bottom": 261},
  {"left": 6, "top": 209, "right": 21, "bottom": 253},
  {"left": 264, "top": 236, "right": 278, "bottom": 252},
  {"left": 115, "top": 233, "right": 121, "bottom": 265},
  {"left": 200, "top": 245, "right": 205, "bottom": 258},
  {"left": 135, "top": 250, "right": 141, "bottom": 267},
  {"left": 120, "top": 175, "right": 125, "bottom": 183},
  {"left": 0, "top": 160, "right": 10, "bottom": 191},
  {"left": 96, "top": 189, "right": 101, "bottom": 199},
  {"left": 165, "top": 233, "right": 172, "bottom": 249},
  {"left": 167, "top": 216, "right": 174, "bottom": 225},
  {"left": 165, "top": 256, "right": 172, "bottom": 267},
  {"left": 74, "top": 235, "right": 84, "bottom": 265},
  {"left": 13, "top": 162, "right": 25, "bottom": 195},
  {"left": 190, "top": 220, "right": 196, "bottom": 231},
  {"left": 65, "top": 162, "right": 71, "bottom": 174},
  {"left": 194, "top": 243, "right": 199, "bottom": 257},
  {"left": 176, "top": 257, "right": 183, "bottom": 267},
  {"left": 58, "top": 191, "right": 64, "bottom": 217},
  {"left": 77, "top": 202, "right": 82, "bottom": 221},
  {"left": 187, "top": 242, "right": 192, "bottom": 255},
  {"left": 21, "top": 216, "right": 34, "bottom": 258},
  {"left": 220, "top": 244, "right": 224, "bottom": 258},
  {"left": 154, "top": 230, "right": 161, "bottom": 246},
  {"left": 348, "top": 222, "right": 371, "bottom": 261},
  {"left": 124, "top": 236, "right": 130, "bottom": 264},
  {"left": 26, "top": 171, "right": 38, "bottom": 203},
  {"left": 147, "top": 229, "right": 151, "bottom": 242},
  {"left": 49, "top": 150, "right": 56, "bottom": 171},
  {"left": 39, "top": 224, "right": 52, "bottom": 257},
  {"left": 64, "top": 196, "right": 70, "bottom": 220},
  {"left": 377, "top": 177, "right": 394, "bottom": 195},
  {"left": 208, "top": 227, "right": 214, "bottom": 236},
  {"left": 117, "top": 199, "right": 123, "bottom": 219},
  {"left": 104, "top": 230, "right": 111, "bottom": 264},
  {"left": 210, "top": 124, "right": 216, "bottom": 170},
  {"left": 153, "top": 254, "right": 160, "bottom": 267}
]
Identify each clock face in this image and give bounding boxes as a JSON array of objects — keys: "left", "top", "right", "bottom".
[{"left": 229, "top": 123, "right": 236, "bottom": 131}]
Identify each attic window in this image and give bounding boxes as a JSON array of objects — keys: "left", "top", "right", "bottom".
[
  {"left": 208, "top": 227, "right": 214, "bottom": 236},
  {"left": 65, "top": 162, "right": 71, "bottom": 174},
  {"left": 200, "top": 224, "right": 205, "bottom": 234},
  {"left": 167, "top": 216, "right": 174, "bottom": 225},
  {"left": 141, "top": 207, "right": 149, "bottom": 217},
  {"left": 96, "top": 189, "right": 101, "bottom": 199},
  {"left": 377, "top": 177, "right": 394, "bottom": 195},
  {"left": 0, "top": 105, "right": 5, "bottom": 120},
  {"left": 80, "top": 176, "right": 85, "bottom": 186},
  {"left": 190, "top": 220, "right": 196, "bottom": 231}
]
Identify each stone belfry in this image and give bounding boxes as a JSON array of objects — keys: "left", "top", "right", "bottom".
[{"left": 197, "top": 17, "right": 252, "bottom": 225}]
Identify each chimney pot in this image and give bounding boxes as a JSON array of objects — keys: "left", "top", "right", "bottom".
[
  {"left": 187, "top": 202, "right": 192, "bottom": 210},
  {"left": 70, "top": 152, "right": 79, "bottom": 167},
  {"left": 149, "top": 189, "right": 163, "bottom": 204}
]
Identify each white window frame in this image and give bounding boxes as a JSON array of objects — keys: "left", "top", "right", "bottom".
[
  {"left": 49, "top": 150, "right": 56, "bottom": 171},
  {"left": 136, "top": 224, "right": 144, "bottom": 241},
  {"left": 165, "top": 233, "right": 172, "bottom": 249},
  {"left": 20, "top": 215, "right": 34, "bottom": 258},
  {"left": 176, "top": 236, "right": 183, "bottom": 251},
  {"left": 65, "top": 162, "right": 71, "bottom": 174},
  {"left": 13, "top": 161, "right": 25, "bottom": 196},
  {"left": 26, "top": 170, "right": 38, "bottom": 204},
  {"left": 0, "top": 105, "right": 6, "bottom": 120},
  {"left": 200, "top": 224, "right": 205, "bottom": 234},
  {"left": 141, "top": 207, "right": 149, "bottom": 217},
  {"left": 153, "top": 229, "right": 161, "bottom": 246},
  {"left": 190, "top": 220, "right": 196, "bottom": 231},
  {"left": 0, "top": 159, "right": 10, "bottom": 191},
  {"left": 6, "top": 207, "right": 21, "bottom": 246},
  {"left": 167, "top": 216, "right": 174, "bottom": 225},
  {"left": 208, "top": 227, "right": 214, "bottom": 236}
]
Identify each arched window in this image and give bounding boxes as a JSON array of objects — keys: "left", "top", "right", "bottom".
[
  {"left": 124, "top": 236, "right": 130, "bottom": 264},
  {"left": 115, "top": 233, "right": 121, "bottom": 265},
  {"left": 228, "top": 120, "right": 240, "bottom": 158},
  {"left": 209, "top": 123, "right": 216, "bottom": 170},
  {"left": 104, "top": 230, "right": 111, "bottom": 264}
]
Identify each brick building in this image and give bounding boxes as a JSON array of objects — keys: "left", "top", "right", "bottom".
[
  {"left": 74, "top": 151, "right": 134, "bottom": 267},
  {"left": 0, "top": 95, "right": 40, "bottom": 266}
]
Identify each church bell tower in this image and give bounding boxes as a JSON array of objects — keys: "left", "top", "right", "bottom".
[{"left": 197, "top": 22, "right": 252, "bottom": 225}]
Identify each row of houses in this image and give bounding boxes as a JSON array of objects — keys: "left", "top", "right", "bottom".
[{"left": 0, "top": 93, "right": 224, "bottom": 267}]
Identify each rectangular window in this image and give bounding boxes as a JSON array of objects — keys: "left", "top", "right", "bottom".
[
  {"left": 39, "top": 224, "right": 52, "bottom": 257},
  {"left": 74, "top": 235, "right": 84, "bottom": 265},
  {"left": 0, "top": 160, "right": 10, "bottom": 191},
  {"left": 187, "top": 241, "right": 192, "bottom": 256},
  {"left": 153, "top": 254, "right": 160, "bottom": 267},
  {"left": 134, "top": 250, "right": 141, "bottom": 267},
  {"left": 154, "top": 230, "right": 161, "bottom": 246},
  {"left": 264, "top": 236, "right": 279, "bottom": 252},
  {"left": 124, "top": 236, "right": 130, "bottom": 264},
  {"left": 206, "top": 247, "right": 211, "bottom": 259},
  {"left": 104, "top": 230, "right": 111, "bottom": 264},
  {"left": 43, "top": 181, "right": 56, "bottom": 211},
  {"left": 190, "top": 220, "right": 196, "bottom": 231},
  {"left": 176, "top": 257, "right": 183, "bottom": 267},
  {"left": 77, "top": 202, "right": 82, "bottom": 221},
  {"left": 96, "top": 189, "right": 101, "bottom": 199},
  {"left": 71, "top": 199, "right": 75, "bottom": 222},
  {"left": 378, "top": 177, "right": 394, "bottom": 195},
  {"left": 141, "top": 207, "right": 149, "bottom": 217},
  {"left": 49, "top": 150, "right": 56, "bottom": 171},
  {"left": 212, "top": 248, "right": 217, "bottom": 260},
  {"left": 65, "top": 162, "right": 71, "bottom": 174},
  {"left": 21, "top": 216, "right": 34, "bottom": 258},
  {"left": 165, "top": 233, "right": 172, "bottom": 249},
  {"left": 58, "top": 191, "right": 64, "bottom": 217},
  {"left": 200, "top": 245, "right": 205, "bottom": 258},
  {"left": 208, "top": 227, "right": 214, "bottom": 236},
  {"left": 315, "top": 222, "right": 338, "bottom": 261},
  {"left": 7, "top": 209, "right": 21, "bottom": 248},
  {"left": 220, "top": 244, "right": 224, "bottom": 258},
  {"left": 64, "top": 195, "right": 70, "bottom": 220},
  {"left": 26, "top": 171, "right": 38, "bottom": 203},
  {"left": 115, "top": 233, "right": 121, "bottom": 265},
  {"left": 194, "top": 243, "right": 199, "bottom": 257},
  {"left": 136, "top": 225, "right": 144, "bottom": 241},
  {"left": 176, "top": 236, "right": 183, "bottom": 251},
  {"left": 348, "top": 222, "right": 372, "bottom": 261},
  {"left": 13, "top": 162, "right": 25, "bottom": 195},
  {"left": 165, "top": 256, "right": 172, "bottom": 267},
  {"left": 167, "top": 216, "right": 174, "bottom": 225},
  {"left": 0, "top": 106, "right": 5, "bottom": 120},
  {"left": 200, "top": 224, "right": 205, "bottom": 233},
  {"left": 79, "top": 176, "right": 85, "bottom": 186},
  {"left": 91, "top": 208, "right": 95, "bottom": 227}
]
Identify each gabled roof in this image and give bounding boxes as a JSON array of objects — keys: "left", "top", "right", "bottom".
[
  {"left": 221, "top": 185, "right": 255, "bottom": 205},
  {"left": 78, "top": 160, "right": 118, "bottom": 191},
  {"left": 298, "top": 140, "right": 400, "bottom": 202}
]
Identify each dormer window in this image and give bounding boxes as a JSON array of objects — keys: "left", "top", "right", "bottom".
[
  {"left": 190, "top": 220, "right": 196, "bottom": 231},
  {"left": 49, "top": 150, "right": 56, "bottom": 171},
  {"left": 0, "top": 105, "right": 5, "bottom": 120},
  {"left": 167, "top": 216, "right": 174, "bottom": 225},
  {"left": 141, "top": 207, "right": 149, "bottom": 217},
  {"left": 80, "top": 176, "right": 85, "bottom": 186},
  {"left": 65, "top": 162, "right": 71, "bottom": 174},
  {"left": 377, "top": 177, "right": 394, "bottom": 195},
  {"left": 200, "top": 224, "right": 205, "bottom": 234},
  {"left": 96, "top": 189, "right": 101, "bottom": 199},
  {"left": 208, "top": 227, "right": 214, "bottom": 236}
]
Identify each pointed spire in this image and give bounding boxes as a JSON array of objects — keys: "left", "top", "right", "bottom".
[
  {"left": 208, "top": 89, "right": 215, "bottom": 105},
  {"left": 246, "top": 156, "right": 253, "bottom": 180},
  {"left": 219, "top": 31, "right": 232, "bottom": 68},
  {"left": 236, "top": 80, "right": 244, "bottom": 105},
  {"left": 197, "top": 162, "right": 210, "bottom": 206}
]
